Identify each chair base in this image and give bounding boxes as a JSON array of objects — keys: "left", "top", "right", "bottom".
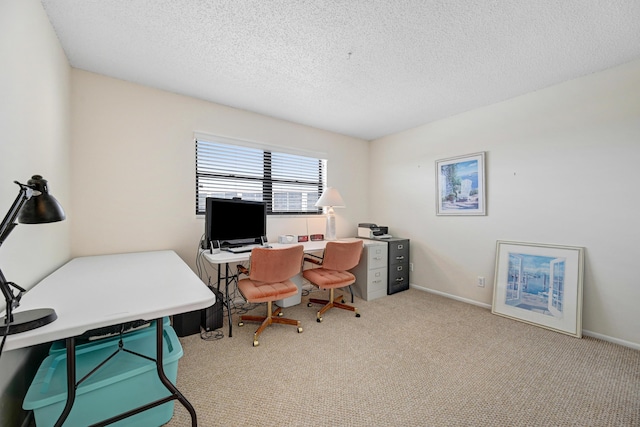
[
  {"left": 238, "top": 301, "right": 302, "bottom": 346},
  {"left": 308, "top": 288, "right": 360, "bottom": 323}
]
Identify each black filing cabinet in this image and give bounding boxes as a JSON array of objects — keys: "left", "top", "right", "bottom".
[{"left": 387, "top": 238, "right": 410, "bottom": 294}]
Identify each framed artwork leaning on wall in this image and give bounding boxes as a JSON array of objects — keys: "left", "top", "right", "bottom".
[
  {"left": 436, "top": 152, "right": 486, "bottom": 215},
  {"left": 492, "top": 240, "right": 585, "bottom": 338}
]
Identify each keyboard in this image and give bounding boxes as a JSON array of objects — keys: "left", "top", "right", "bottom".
[{"left": 224, "top": 244, "right": 263, "bottom": 254}]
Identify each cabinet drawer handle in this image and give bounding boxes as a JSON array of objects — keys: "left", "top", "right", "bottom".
[
  {"left": 395, "top": 277, "right": 404, "bottom": 283},
  {"left": 396, "top": 256, "right": 404, "bottom": 260}
]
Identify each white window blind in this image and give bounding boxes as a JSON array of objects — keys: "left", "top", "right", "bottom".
[{"left": 196, "top": 137, "right": 326, "bottom": 215}]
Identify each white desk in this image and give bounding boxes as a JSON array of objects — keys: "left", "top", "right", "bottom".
[
  {"left": 203, "top": 240, "right": 330, "bottom": 265},
  {"left": 3, "top": 250, "right": 215, "bottom": 426},
  {"left": 202, "top": 239, "right": 359, "bottom": 337}
]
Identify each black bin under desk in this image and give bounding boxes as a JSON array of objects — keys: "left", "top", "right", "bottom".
[{"left": 173, "top": 288, "right": 223, "bottom": 336}]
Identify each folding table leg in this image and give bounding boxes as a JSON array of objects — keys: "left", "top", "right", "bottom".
[{"left": 54, "top": 337, "right": 76, "bottom": 427}]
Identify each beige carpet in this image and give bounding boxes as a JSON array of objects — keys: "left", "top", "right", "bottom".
[{"left": 165, "top": 288, "right": 639, "bottom": 426}]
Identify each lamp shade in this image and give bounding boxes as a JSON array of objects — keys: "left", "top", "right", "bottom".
[
  {"left": 315, "top": 187, "right": 345, "bottom": 208},
  {"left": 18, "top": 175, "right": 66, "bottom": 224}
]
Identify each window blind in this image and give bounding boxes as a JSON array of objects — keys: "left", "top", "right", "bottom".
[{"left": 196, "top": 137, "right": 326, "bottom": 215}]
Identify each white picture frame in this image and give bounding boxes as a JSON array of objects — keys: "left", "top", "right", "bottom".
[{"left": 492, "top": 240, "right": 585, "bottom": 338}]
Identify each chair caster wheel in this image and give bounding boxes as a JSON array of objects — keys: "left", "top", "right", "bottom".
[
  {"left": 297, "top": 327, "right": 303, "bottom": 333},
  {"left": 307, "top": 302, "right": 312, "bottom": 307},
  {"left": 355, "top": 313, "right": 361, "bottom": 318},
  {"left": 278, "top": 312, "right": 284, "bottom": 317},
  {"left": 253, "top": 340, "right": 259, "bottom": 347},
  {"left": 341, "top": 299, "right": 345, "bottom": 303},
  {"left": 238, "top": 322, "right": 244, "bottom": 327},
  {"left": 317, "top": 317, "right": 322, "bottom": 323}
]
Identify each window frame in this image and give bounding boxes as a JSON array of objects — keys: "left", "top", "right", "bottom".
[{"left": 195, "top": 133, "right": 327, "bottom": 216}]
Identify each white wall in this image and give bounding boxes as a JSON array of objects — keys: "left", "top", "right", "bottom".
[
  {"left": 370, "top": 59, "right": 640, "bottom": 347},
  {"left": 0, "top": 0, "right": 71, "bottom": 424},
  {"left": 70, "top": 70, "right": 370, "bottom": 272}
]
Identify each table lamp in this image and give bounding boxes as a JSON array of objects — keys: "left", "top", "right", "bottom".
[
  {"left": 315, "top": 187, "right": 344, "bottom": 241},
  {"left": 0, "top": 175, "right": 65, "bottom": 335}
]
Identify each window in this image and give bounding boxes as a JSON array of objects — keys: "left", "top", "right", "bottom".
[{"left": 196, "top": 135, "right": 326, "bottom": 215}]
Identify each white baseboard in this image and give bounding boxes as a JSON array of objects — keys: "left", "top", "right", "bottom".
[
  {"left": 410, "top": 284, "right": 492, "bottom": 309},
  {"left": 409, "top": 284, "right": 640, "bottom": 351},
  {"left": 580, "top": 330, "right": 640, "bottom": 351}
]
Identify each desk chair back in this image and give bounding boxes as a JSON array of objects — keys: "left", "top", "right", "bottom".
[
  {"left": 321, "top": 240, "right": 364, "bottom": 271},
  {"left": 248, "top": 245, "right": 304, "bottom": 284}
]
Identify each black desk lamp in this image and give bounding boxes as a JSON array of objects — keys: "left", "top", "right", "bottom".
[{"left": 0, "top": 175, "right": 65, "bottom": 335}]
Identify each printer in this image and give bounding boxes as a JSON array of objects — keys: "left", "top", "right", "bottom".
[{"left": 358, "top": 223, "right": 391, "bottom": 239}]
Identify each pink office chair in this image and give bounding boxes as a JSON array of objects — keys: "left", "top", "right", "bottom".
[
  {"left": 237, "top": 245, "right": 304, "bottom": 346},
  {"left": 302, "top": 240, "right": 364, "bottom": 322}
]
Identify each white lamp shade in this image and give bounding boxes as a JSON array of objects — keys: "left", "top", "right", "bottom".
[{"left": 315, "top": 187, "right": 345, "bottom": 208}]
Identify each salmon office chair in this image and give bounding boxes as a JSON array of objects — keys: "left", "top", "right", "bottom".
[
  {"left": 236, "top": 245, "right": 304, "bottom": 346},
  {"left": 302, "top": 240, "right": 364, "bottom": 322}
]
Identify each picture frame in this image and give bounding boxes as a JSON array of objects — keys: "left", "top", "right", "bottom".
[
  {"left": 436, "top": 152, "right": 486, "bottom": 215},
  {"left": 492, "top": 241, "right": 585, "bottom": 338}
]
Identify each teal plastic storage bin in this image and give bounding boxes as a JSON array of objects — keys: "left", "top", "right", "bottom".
[{"left": 23, "top": 323, "right": 183, "bottom": 427}]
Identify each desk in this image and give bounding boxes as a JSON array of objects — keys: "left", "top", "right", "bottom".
[
  {"left": 202, "top": 239, "right": 359, "bottom": 337},
  {"left": 3, "top": 250, "right": 215, "bottom": 427}
]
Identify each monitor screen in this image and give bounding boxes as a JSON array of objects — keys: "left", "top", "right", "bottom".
[{"left": 205, "top": 197, "right": 267, "bottom": 247}]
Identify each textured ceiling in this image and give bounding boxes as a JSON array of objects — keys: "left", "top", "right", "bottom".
[{"left": 41, "top": 0, "right": 640, "bottom": 141}]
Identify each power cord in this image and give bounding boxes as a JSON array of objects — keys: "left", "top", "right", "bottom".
[
  {"left": 0, "top": 293, "right": 15, "bottom": 361},
  {"left": 199, "top": 329, "right": 224, "bottom": 341},
  {"left": 0, "top": 324, "right": 10, "bottom": 361}
]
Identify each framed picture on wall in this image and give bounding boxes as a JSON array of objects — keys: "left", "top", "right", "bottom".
[
  {"left": 436, "top": 152, "right": 486, "bottom": 215},
  {"left": 492, "top": 241, "right": 585, "bottom": 338}
]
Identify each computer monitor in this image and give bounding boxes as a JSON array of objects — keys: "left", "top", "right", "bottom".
[{"left": 204, "top": 197, "right": 267, "bottom": 249}]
